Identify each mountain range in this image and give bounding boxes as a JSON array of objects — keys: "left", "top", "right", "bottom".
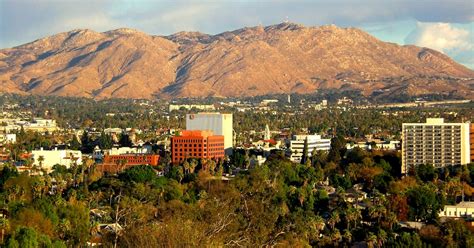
[{"left": 1, "top": 22, "right": 473, "bottom": 100}]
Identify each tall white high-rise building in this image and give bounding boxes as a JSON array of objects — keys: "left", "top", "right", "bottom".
[
  {"left": 402, "top": 118, "right": 471, "bottom": 174},
  {"left": 186, "top": 113, "right": 233, "bottom": 155},
  {"left": 289, "top": 134, "right": 331, "bottom": 163}
]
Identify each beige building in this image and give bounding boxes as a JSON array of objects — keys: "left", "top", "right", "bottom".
[
  {"left": 169, "top": 104, "right": 215, "bottom": 112},
  {"left": 402, "top": 118, "right": 471, "bottom": 174},
  {"left": 439, "top": 202, "right": 474, "bottom": 218},
  {"left": 31, "top": 148, "right": 82, "bottom": 172},
  {"left": 186, "top": 113, "right": 233, "bottom": 155}
]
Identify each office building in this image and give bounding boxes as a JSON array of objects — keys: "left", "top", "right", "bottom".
[
  {"left": 186, "top": 113, "right": 233, "bottom": 154},
  {"left": 402, "top": 118, "right": 471, "bottom": 174},
  {"left": 171, "top": 130, "right": 224, "bottom": 164},
  {"left": 98, "top": 154, "right": 160, "bottom": 173},
  {"left": 289, "top": 134, "right": 331, "bottom": 163},
  {"left": 169, "top": 104, "right": 215, "bottom": 112},
  {"left": 439, "top": 202, "right": 474, "bottom": 218},
  {"left": 31, "top": 148, "right": 82, "bottom": 172}
]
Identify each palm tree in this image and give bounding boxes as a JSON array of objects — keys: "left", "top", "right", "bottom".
[
  {"left": 328, "top": 211, "right": 340, "bottom": 230},
  {"left": 183, "top": 160, "right": 190, "bottom": 175},
  {"left": 345, "top": 207, "right": 362, "bottom": 230},
  {"left": 369, "top": 205, "right": 386, "bottom": 223},
  {"left": 189, "top": 159, "right": 198, "bottom": 174},
  {"left": 384, "top": 211, "right": 398, "bottom": 230},
  {"left": 366, "top": 232, "right": 377, "bottom": 248},
  {"left": 32, "top": 155, "right": 45, "bottom": 175},
  {"left": 307, "top": 215, "right": 325, "bottom": 241},
  {"left": 0, "top": 218, "right": 9, "bottom": 243},
  {"left": 329, "top": 229, "right": 341, "bottom": 246},
  {"left": 376, "top": 229, "right": 387, "bottom": 248},
  {"left": 342, "top": 229, "right": 352, "bottom": 245}
]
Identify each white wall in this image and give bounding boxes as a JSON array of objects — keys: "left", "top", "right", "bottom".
[
  {"left": 290, "top": 134, "right": 331, "bottom": 162},
  {"left": 186, "top": 113, "right": 233, "bottom": 154},
  {"left": 31, "top": 149, "right": 82, "bottom": 171}
]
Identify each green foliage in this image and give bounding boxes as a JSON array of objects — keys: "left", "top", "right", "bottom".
[
  {"left": 5, "top": 226, "right": 52, "bottom": 248},
  {"left": 406, "top": 184, "right": 444, "bottom": 222},
  {"left": 417, "top": 164, "right": 436, "bottom": 182},
  {"left": 330, "top": 174, "right": 352, "bottom": 190},
  {"left": 69, "top": 135, "right": 81, "bottom": 150},
  {"left": 118, "top": 165, "right": 156, "bottom": 183},
  {"left": 57, "top": 202, "right": 90, "bottom": 246},
  {"left": 98, "top": 131, "right": 113, "bottom": 149},
  {"left": 0, "top": 164, "right": 18, "bottom": 189},
  {"left": 300, "top": 137, "right": 309, "bottom": 165},
  {"left": 80, "top": 131, "right": 94, "bottom": 153},
  {"left": 119, "top": 133, "right": 132, "bottom": 147},
  {"left": 328, "top": 136, "right": 346, "bottom": 163}
]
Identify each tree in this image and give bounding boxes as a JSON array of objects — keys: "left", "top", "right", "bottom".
[
  {"left": 119, "top": 165, "right": 156, "bottom": 183},
  {"left": 345, "top": 207, "right": 361, "bottom": 230},
  {"left": 417, "top": 164, "right": 435, "bottom": 182},
  {"left": 441, "top": 219, "right": 474, "bottom": 247},
  {"left": 37, "top": 156, "right": 45, "bottom": 170},
  {"left": 365, "top": 232, "right": 377, "bottom": 248},
  {"left": 328, "top": 136, "right": 345, "bottom": 164},
  {"left": 5, "top": 226, "right": 54, "bottom": 248},
  {"left": 0, "top": 164, "right": 18, "bottom": 189},
  {"left": 57, "top": 201, "right": 90, "bottom": 246},
  {"left": 98, "top": 131, "right": 113, "bottom": 149},
  {"left": 328, "top": 211, "right": 340, "bottom": 230},
  {"left": 407, "top": 184, "right": 444, "bottom": 222},
  {"left": 300, "top": 137, "right": 308, "bottom": 165},
  {"left": 308, "top": 215, "right": 325, "bottom": 241},
  {"left": 69, "top": 135, "right": 81, "bottom": 150},
  {"left": 369, "top": 204, "right": 386, "bottom": 223},
  {"left": 80, "top": 131, "right": 94, "bottom": 154},
  {"left": 119, "top": 133, "right": 132, "bottom": 147}
]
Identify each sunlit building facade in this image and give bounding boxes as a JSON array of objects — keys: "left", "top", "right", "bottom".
[{"left": 402, "top": 118, "right": 471, "bottom": 174}]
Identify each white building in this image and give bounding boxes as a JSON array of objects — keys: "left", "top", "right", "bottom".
[
  {"left": 402, "top": 118, "right": 471, "bottom": 174},
  {"left": 104, "top": 128, "right": 123, "bottom": 135},
  {"left": 439, "top": 202, "right": 474, "bottom": 218},
  {"left": 92, "top": 146, "right": 152, "bottom": 160},
  {"left": 31, "top": 148, "right": 82, "bottom": 171},
  {"left": 289, "top": 134, "right": 331, "bottom": 163},
  {"left": 0, "top": 133, "right": 16, "bottom": 144},
  {"left": 169, "top": 104, "right": 215, "bottom": 112},
  {"left": 186, "top": 113, "right": 233, "bottom": 155},
  {"left": 23, "top": 118, "right": 58, "bottom": 133},
  {"left": 346, "top": 140, "right": 400, "bottom": 151}
]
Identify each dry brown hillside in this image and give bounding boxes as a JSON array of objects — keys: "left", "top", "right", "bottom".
[{"left": 1, "top": 23, "right": 473, "bottom": 99}]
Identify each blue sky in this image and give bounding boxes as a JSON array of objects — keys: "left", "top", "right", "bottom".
[{"left": 1, "top": 0, "right": 473, "bottom": 68}]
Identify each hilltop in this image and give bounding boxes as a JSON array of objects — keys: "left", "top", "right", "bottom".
[{"left": 0, "top": 23, "right": 473, "bottom": 99}]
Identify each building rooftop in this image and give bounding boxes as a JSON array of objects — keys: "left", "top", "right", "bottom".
[
  {"left": 426, "top": 118, "right": 444, "bottom": 124},
  {"left": 178, "top": 130, "right": 216, "bottom": 138},
  {"left": 455, "top": 201, "right": 474, "bottom": 208}
]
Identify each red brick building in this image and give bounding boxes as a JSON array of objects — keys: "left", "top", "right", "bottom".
[
  {"left": 98, "top": 154, "right": 160, "bottom": 173},
  {"left": 171, "top": 130, "right": 225, "bottom": 164}
]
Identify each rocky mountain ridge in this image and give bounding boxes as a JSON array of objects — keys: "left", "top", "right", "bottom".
[{"left": 0, "top": 23, "right": 473, "bottom": 99}]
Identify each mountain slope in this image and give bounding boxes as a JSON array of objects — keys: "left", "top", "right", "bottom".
[{"left": 1, "top": 23, "right": 473, "bottom": 99}]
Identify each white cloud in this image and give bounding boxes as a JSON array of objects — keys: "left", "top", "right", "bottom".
[{"left": 405, "top": 22, "right": 472, "bottom": 53}]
